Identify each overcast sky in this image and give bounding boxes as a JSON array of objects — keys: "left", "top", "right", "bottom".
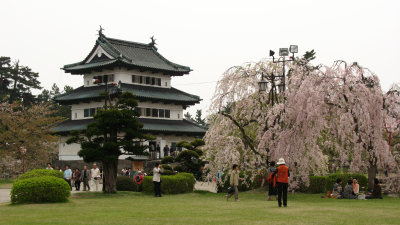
[{"left": 1, "top": 0, "right": 399, "bottom": 116}]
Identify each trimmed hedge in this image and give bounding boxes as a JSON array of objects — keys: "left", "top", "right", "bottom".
[
  {"left": 162, "top": 164, "right": 173, "bottom": 171},
  {"left": 17, "top": 169, "right": 63, "bottom": 181},
  {"left": 116, "top": 176, "right": 142, "bottom": 192},
  {"left": 142, "top": 173, "right": 195, "bottom": 194},
  {"left": 309, "top": 173, "right": 368, "bottom": 193},
  {"left": 11, "top": 176, "right": 70, "bottom": 203},
  {"left": 161, "top": 156, "right": 174, "bottom": 164}
]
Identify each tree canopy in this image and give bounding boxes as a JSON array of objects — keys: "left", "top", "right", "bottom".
[{"left": 204, "top": 57, "right": 400, "bottom": 192}]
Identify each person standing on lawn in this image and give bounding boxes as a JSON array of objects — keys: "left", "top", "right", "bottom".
[
  {"left": 64, "top": 165, "right": 72, "bottom": 191},
  {"left": 153, "top": 163, "right": 162, "bottom": 197},
  {"left": 226, "top": 164, "right": 244, "bottom": 201},
  {"left": 73, "top": 168, "right": 82, "bottom": 191},
  {"left": 266, "top": 161, "right": 277, "bottom": 201},
  {"left": 91, "top": 163, "right": 101, "bottom": 192},
  {"left": 81, "top": 165, "right": 91, "bottom": 191},
  {"left": 273, "top": 158, "right": 290, "bottom": 207}
]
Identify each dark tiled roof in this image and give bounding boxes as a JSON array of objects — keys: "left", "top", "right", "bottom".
[
  {"left": 52, "top": 118, "right": 207, "bottom": 136},
  {"left": 54, "top": 83, "right": 201, "bottom": 106},
  {"left": 63, "top": 34, "right": 191, "bottom": 75}
]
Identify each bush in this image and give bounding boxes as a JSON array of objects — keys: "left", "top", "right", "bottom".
[
  {"left": 116, "top": 176, "right": 142, "bottom": 192},
  {"left": 325, "top": 173, "right": 368, "bottom": 192},
  {"left": 174, "top": 165, "right": 184, "bottom": 172},
  {"left": 11, "top": 176, "right": 70, "bottom": 203},
  {"left": 162, "top": 164, "right": 172, "bottom": 171},
  {"left": 161, "top": 156, "right": 174, "bottom": 164},
  {"left": 308, "top": 173, "right": 368, "bottom": 193},
  {"left": 142, "top": 173, "right": 195, "bottom": 194},
  {"left": 309, "top": 176, "right": 327, "bottom": 193},
  {"left": 17, "top": 169, "right": 63, "bottom": 181}
]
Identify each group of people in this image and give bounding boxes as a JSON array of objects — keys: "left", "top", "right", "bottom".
[
  {"left": 225, "top": 157, "right": 383, "bottom": 207},
  {"left": 46, "top": 163, "right": 102, "bottom": 192},
  {"left": 227, "top": 158, "right": 290, "bottom": 208},
  {"left": 149, "top": 144, "right": 180, "bottom": 160},
  {"left": 332, "top": 177, "right": 382, "bottom": 199}
]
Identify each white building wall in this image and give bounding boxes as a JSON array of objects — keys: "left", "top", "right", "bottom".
[
  {"left": 70, "top": 100, "right": 183, "bottom": 120},
  {"left": 83, "top": 68, "right": 172, "bottom": 88}
]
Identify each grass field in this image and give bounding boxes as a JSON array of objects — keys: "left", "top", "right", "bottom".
[{"left": 0, "top": 191, "right": 399, "bottom": 225}]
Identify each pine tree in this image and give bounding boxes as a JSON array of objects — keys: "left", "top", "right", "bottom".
[{"left": 67, "top": 91, "right": 153, "bottom": 193}]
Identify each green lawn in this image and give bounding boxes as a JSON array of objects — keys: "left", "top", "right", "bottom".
[{"left": 0, "top": 191, "right": 399, "bottom": 225}]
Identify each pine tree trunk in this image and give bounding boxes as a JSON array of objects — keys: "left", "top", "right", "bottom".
[
  {"left": 103, "top": 160, "right": 118, "bottom": 193},
  {"left": 368, "top": 163, "right": 377, "bottom": 190}
]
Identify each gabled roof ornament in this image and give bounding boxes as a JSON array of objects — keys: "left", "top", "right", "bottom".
[
  {"left": 149, "top": 35, "right": 158, "bottom": 50},
  {"left": 98, "top": 25, "right": 105, "bottom": 37}
]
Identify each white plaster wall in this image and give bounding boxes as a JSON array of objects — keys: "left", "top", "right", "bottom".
[
  {"left": 58, "top": 136, "right": 83, "bottom": 160},
  {"left": 83, "top": 68, "right": 172, "bottom": 88},
  {"left": 70, "top": 100, "right": 183, "bottom": 120},
  {"left": 138, "top": 101, "right": 183, "bottom": 120},
  {"left": 71, "top": 101, "right": 109, "bottom": 120}
]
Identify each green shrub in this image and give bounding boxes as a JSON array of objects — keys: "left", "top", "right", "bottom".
[
  {"left": 142, "top": 173, "right": 195, "bottom": 194},
  {"left": 162, "top": 164, "right": 172, "bottom": 171},
  {"left": 308, "top": 173, "right": 368, "bottom": 193},
  {"left": 174, "top": 165, "right": 184, "bottom": 172},
  {"left": 162, "top": 170, "right": 176, "bottom": 175},
  {"left": 11, "top": 176, "right": 70, "bottom": 204},
  {"left": 325, "top": 173, "right": 368, "bottom": 192},
  {"left": 18, "top": 169, "right": 63, "bottom": 181},
  {"left": 161, "top": 156, "right": 174, "bottom": 164},
  {"left": 116, "top": 176, "right": 142, "bottom": 192},
  {"left": 309, "top": 176, "right": 327, "bottom": 193}
]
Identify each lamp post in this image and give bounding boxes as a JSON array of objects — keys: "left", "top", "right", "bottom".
[{"left": 258, "top": 45, "right": 298, "bottom": 106}]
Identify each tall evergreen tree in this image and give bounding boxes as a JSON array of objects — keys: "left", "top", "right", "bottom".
[
  {"left": 67, "top": 92, "right": 153, "bottom": 193},
  {"left": 195, "top": 109, "right": 206, "bottom": 126},
  {"left": 9, "top": 60, "right": 41, "bottom": 104}
]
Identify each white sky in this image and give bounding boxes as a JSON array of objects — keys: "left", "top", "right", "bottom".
[{"left": 1, "top": 0, "right": 399, "bottom": 116}]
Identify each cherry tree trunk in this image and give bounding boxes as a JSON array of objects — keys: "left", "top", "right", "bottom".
[
  {"left": 103, "top": 160, "right": 118, "bottom": 193},
  {"left": 368, "top": 164, "right": 377, "bottom": 190}
]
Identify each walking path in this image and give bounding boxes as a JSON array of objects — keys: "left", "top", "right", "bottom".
[
  {"left": 0, "top": 189, "right": 11, "bottom": 204},
  {"left": 194, "top": 181, "right": 217, "bottom": 193}
]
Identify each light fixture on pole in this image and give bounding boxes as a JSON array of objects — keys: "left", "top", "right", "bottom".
[
  {"left": 258, "top": 73, "right": 268, "bottom": 92},
  {"left": 259, "top": 45, "right": 298, "bottom": 106}
]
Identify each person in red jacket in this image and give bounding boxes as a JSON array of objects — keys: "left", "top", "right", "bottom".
[{"left": 273, "top": 158, "right": 290, "bottom": 207}]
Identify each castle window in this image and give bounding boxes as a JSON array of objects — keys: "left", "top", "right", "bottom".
[
  {"left": 159, "top": 109, "right": 165, "bottom": 118},
  {"left": 146, "top": 108, "right": 151, "bottom": 117},
  {"left": 165, "top": 110, "right": 170, "bottom": 118},
  {"left": 146, "top": 77, "right": 151, "bottom": 84},
  {"left": 157, "top": 78, "right": 161, "bottom": 86},
  {"left": 152, "top": 108, "right": 158, "bottom": 117}
]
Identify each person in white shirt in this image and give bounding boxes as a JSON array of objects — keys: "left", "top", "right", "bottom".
[
  {"left": 153, "top": 163, "right": 162, "bottom": 197},
  {"left": 91, "top": 163, "right": 101, "bottom": 192},
  {"left": 46, "top": 163, "right": 53, "bottom": 170}
]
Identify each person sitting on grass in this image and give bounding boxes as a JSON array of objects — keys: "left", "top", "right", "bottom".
[
  {"left": 366, "top": 178, "right": 382, "bottom": 199},
  {"left": 332, "top": 178, "right": 343, "bottom": 198},
  {"left": 342, "top": 179, "right": 356, "bottom": 199},
  {"left": 352, "top": 178, "right": 360, "bottom": 196}
]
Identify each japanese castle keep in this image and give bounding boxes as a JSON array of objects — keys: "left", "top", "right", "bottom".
[{"left": 53, "top": 30, "right": 206, "bottom": 169}]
